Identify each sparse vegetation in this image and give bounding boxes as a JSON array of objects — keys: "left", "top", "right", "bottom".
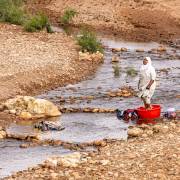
[
  {"left": 0, "top": 0, "right": 25, "bottom": 25},
  {"left": 60, "top": 8, "right": 77, "bottom": 25},
  {"left": 24, "top": 14, "right": 48, "bottom": 32},
  {"left": 46, "top": 23, "right": 54, "bottom": 33},
  {"left": 113, "top": 65, "right": 120, "bottom": 77},
  {"left": 77, "top": 30, "right": 104, "bottom": 53},
  {"left": 126, "top": 67, "right": 138, "bottom": 77}
]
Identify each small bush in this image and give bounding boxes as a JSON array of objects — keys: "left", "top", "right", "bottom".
[
  {"left": 77, "top": 30, "right": 104, "bottom": 53},
  {"left": 126, "top": 67, "right": 138, "bottom": 77},
  {"left": 24, "top": 14, "right": 48, "bottom": 32},
  {"left": 0, "top": 0, "right": 25, "bottom": 25},
  {"left": 60, "top": 8, "right": 77, "bottom": 25}
]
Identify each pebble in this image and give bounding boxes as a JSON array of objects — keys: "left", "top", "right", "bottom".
[{"left": 128, "top": 127, "right": 143, "bottom": 137}]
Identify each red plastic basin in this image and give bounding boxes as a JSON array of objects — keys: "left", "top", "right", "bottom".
[{"left": 136, "top": 105, "right": 161, "bottom": 119}]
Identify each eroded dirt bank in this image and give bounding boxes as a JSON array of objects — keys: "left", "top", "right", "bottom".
[
  {"left": 0, "top": 23, "right": 101, "bottom": 103},
  {"left": 26, "top": 0, "right": 180, "bottom": 42},
  {"left": 4, "top": 121, "right": 180, "bottom": 180}
]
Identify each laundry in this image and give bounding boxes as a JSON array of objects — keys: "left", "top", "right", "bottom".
[
  {"left": 164, "top": 108, "right": 177, "bottom": 120},
  {"left": 34, "top": 121, "right": 65, "bottom": 131},
  {"left": 116, "top": 109, "right": 139, "bottom": 121}
]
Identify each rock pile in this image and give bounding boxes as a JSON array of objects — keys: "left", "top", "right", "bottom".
[
  {"left": 128, "top": 121, "right": 178, "bottom": 138},
  {"left": 112, "top": 47, "right": 128, "bottom": 52},
  {"left": 79, "top": 51, "right": 104, "bottom": 63},
  {"left": 107, "top": 87, "right": 134, "bottom": 97},
  {"left": 2, "top": 96, "right": 61, "bottom": 119}
]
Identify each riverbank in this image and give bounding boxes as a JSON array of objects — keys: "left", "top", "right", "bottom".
[
  {"left": 0, "top": 23, "right": 103, "bottom": 127},
  {"left": 4, "top": 120, "right": 180, "bottom": 179},
  {"left": 0, "top": 23, "right": 102, "bottom": 103},
  {"left": 26, "top": 0, "right": 180, "bottom": 42}
]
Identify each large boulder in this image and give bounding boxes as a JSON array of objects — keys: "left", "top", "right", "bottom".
[
  {"left": 3, "top": 96, "right": 61, "bottom": 119},
  {"left": 27, "top": 99, "right": 61, "bottom": 117}
]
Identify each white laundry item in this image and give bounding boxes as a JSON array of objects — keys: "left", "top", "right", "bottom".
[{"left": 138, "top": 57, "right": 156, "bottom": 104}]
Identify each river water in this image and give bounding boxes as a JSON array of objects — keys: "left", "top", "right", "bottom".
[{"left": 0, "top": 36, "right": 179, "bottom": 178}]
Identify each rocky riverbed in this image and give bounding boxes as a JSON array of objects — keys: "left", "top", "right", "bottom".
[{"left": 4, "top": 120, "right": 180, "bottom": 180}]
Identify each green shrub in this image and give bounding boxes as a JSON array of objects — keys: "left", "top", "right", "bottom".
[
  {"left": 77, "top": 30, "right": 104, "bottom": 53},
  {"left": 0, "top": 0, "right": 25, "bottom": 25},
  {"left": 60, "top": 8, "right": 77, "bottom": 25},
  {"left": 24, "top": 14, "right": 48, "bottom": 32},
  {"left": 126, "top": 67, "right": 138, "bottom": 77}
]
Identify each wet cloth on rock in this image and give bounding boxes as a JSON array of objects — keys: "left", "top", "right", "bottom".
[
  {"left": 34, "top": 121, "right": 65, "bottom": 131},
  {"left": 138, "top": 57, "right": 156, "bottom": 104}
]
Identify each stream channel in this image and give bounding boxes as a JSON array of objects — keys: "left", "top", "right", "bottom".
[{"left": 0, "top": 33, "right": 180, "bottom": 178}]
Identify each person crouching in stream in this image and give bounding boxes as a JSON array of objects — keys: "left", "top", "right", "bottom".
[{"left": 138, "top": 57, "right": 156, "bottom": 110}]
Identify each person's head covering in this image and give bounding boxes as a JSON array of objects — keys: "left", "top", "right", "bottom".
[{"left": 140, "top": 57, "right": 153, "bottom": 73}]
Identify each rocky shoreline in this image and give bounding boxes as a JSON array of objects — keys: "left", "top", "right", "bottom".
[
  {"left": 4, "top": 120, "right": 180, "bottom": 180},
  {"left": 0, "top": 23, "right": 104, "bottom": 127}
]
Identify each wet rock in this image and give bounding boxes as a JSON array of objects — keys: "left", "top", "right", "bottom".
[
  {"left": 93, "top": 140, "right": 107, "bottom": 147},
  {"left": 7, "top": 133, "right": 40, "bottom": 140},
  {"left": 3, "top": 96, "right": 61, "bottom": 119},
  {"left": 20, "top": 143, "right": 29, "bottom": 148},
  {"left": 79, "top": 51, "right": 104, "bottom": 63},
  {"left": 157, "top": 46, "right": 166, "bottom": 52},
  {"left": 112, "top": 48, "right": 121, "bottom": 52},
  {"left": 128, "top": 127, "right": 143, "bottom": 137},
  {"left": 111, "top": 56, "right": 119, "bottom": 63},
  {"left": 136, "top": 49, "right": 144, "bottom": 52},
  {"left": 121, "top": 47, "right": 128, "bottom": 52},
  {"left": 112, "top": 47, "right": 128, "bottom": 52}
]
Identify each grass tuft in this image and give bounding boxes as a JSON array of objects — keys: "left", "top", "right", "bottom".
[
  {"left": 77, "top": 30, "right": 104, "bottom": 53},
  {"left": 60, "top": 8, "right": 77, "bottom": 25},
  {"left": 0, "top": 0, "right": 25, "bottom": 25},
  {"left": 24, "top": 14, "right": 48, "bottom": 32}
]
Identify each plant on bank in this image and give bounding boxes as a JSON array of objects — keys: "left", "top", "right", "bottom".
[
  {"left": 60, "top": 8, "right": 77, "bottom": 25},
  {"left": 0, "top": 0, "right": 25, "bottom": 25},
  {"left": 24, "top": 13, "right": 49, "bottom": 32},
  {"left": 77, "top": 30, "right": 104, "bottom": 53}
]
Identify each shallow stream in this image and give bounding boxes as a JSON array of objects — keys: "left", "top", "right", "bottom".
[{"left": 1, "top": 35, "right": 179, "bottom": 178}]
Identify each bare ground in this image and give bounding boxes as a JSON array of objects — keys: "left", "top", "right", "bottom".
[
  {"left": 0, "top": 23, "right": 101, "bottom": 102},
  {"left": 5, "top": 121, "right": 180, "bottom": 180},
  {"left": 26, "top": 0, "right": 180, "bottom": 42}
]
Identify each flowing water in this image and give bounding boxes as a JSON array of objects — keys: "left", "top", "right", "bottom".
[{"left": 1, "top": 35, "right": 180, "bottom": 178}]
